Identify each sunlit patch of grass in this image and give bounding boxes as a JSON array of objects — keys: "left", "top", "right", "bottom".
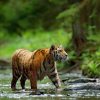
[{"left": 0, "top": 29, "right": 71, "bottom": 58}]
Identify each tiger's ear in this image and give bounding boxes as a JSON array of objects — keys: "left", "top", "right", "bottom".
[
  {"left": 50, "top": 45, "right": 56, "bottom": 51},
  {"left": 59, "top": 45, "right": 63, "bottom": 48},
  {"left": 59, "top": 45, "right": 64, "bottom": 49}
]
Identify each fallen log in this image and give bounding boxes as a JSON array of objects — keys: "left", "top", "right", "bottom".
[
  {"left": 0, "top": 59, "right": 11, "bottom": 69},
  {"left": 64, "top": 83, "right": 100, "bottom": 90}
]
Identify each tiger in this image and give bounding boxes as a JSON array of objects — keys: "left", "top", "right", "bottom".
[{"left": 11, "top": 45, "right": 68, "bottom": 93}]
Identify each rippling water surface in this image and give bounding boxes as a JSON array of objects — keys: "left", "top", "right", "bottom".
[{"left": 0, "top": 69, "right": 100, "bottom": 100}]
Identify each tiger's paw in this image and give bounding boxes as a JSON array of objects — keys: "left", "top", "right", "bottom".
[
  {"left": 56, "top": 88, "right": 63, "bottom": 93},
  {"left": 11, "top": 88, "right": 17, "bottom": 91}
]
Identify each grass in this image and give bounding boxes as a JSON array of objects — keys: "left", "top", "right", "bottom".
[{"left": 0, "top": 29, "right": 71, "bottom": 59}]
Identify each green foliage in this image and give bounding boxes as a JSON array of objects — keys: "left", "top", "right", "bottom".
[
  {"left": 56, "top": 3, "right": 80, "bottom": 30},
  {"left": 0, "top": 0, "right": 39, "bottom": 32},
  {"left": 82, "top": 57, "right": 100, "bottom": 78},
  {"left": 57, "top": 4, "right": 79, "bottom": 20},
  {"left": 81, "top": 33, "right": 100, "bottom": 77},
  {"left": 0, "top": 29, "right": 71, "bottom": 58},
  {"left": 49, "top": 0, "right": 67, "bottom": 5},
  {"left": 0, "top": 0, "right": 69, "bottom": 33}
]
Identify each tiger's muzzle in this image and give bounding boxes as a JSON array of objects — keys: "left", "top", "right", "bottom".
[{"left": 60, "top": 53, "right": 68, "bottom": 62}]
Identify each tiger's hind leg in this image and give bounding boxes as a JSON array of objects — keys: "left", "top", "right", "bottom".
[
  {"left": 20, "top": 75, "right": 27, "bottom": 89},
  {"left": 11, "top": 70, "right": 21, "bottom": 91}
]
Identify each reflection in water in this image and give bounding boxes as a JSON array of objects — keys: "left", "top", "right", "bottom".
[{"left": 0, "top": 69, "right": 100, "bottom": 100}]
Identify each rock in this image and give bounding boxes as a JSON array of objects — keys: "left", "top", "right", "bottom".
[
  {"left": 0, "top": 59, "right": 11, "bottom": 69},
  {"left": 64, "top": 83, "right": 100, "bottom": 91}
]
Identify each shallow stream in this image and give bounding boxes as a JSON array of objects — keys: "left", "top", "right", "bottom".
[{"left": 0, "top": 69, "right": 100, "bottom": 100}]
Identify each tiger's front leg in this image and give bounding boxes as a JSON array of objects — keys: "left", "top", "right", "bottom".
[
  {"left": 29, "top": 71, "right": 37, "bottom": 90},
  {"left": 48, "top": 72, "right": 63, "bottom": 93},
  {"left": 48, "top": 67, "right": 61, "bottom": 89},
  {"left": 29, "top": 71, "right": 43, "bottom": 95}
]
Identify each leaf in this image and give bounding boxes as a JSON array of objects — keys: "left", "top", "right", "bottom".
[{"left": 57, "top": 4, "right": 79, "bottom": 19}]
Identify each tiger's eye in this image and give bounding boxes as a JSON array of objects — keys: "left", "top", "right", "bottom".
[{"left": 59, "top": 50, "right": 62, "bottom": 52}]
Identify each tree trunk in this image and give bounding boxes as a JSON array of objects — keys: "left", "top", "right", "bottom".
[
  {"left": 64, "top": 15, "right": 87, "bottom": 72},
  {"left": 72, "top": 16, "right": 87, "bottom": 57}
]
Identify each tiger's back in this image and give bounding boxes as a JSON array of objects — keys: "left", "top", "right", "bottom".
[
  {"left": 12, "top": 49, "right": 33, "bottom": 67},
  {"left": 12, "top": 49, "right": 50, "bottom": 80}
]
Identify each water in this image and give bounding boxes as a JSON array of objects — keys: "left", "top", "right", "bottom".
[{"left": 0, "top": 69, "right": 100, "bottom": 100}]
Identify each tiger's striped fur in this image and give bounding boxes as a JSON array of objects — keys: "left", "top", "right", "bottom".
[{"left": 11, "top": 45, "right": 68, "bottom": 91}]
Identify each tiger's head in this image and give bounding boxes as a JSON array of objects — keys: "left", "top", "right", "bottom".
[{"left": 49, "top": 45, "right": 68, "bottom": 62}]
